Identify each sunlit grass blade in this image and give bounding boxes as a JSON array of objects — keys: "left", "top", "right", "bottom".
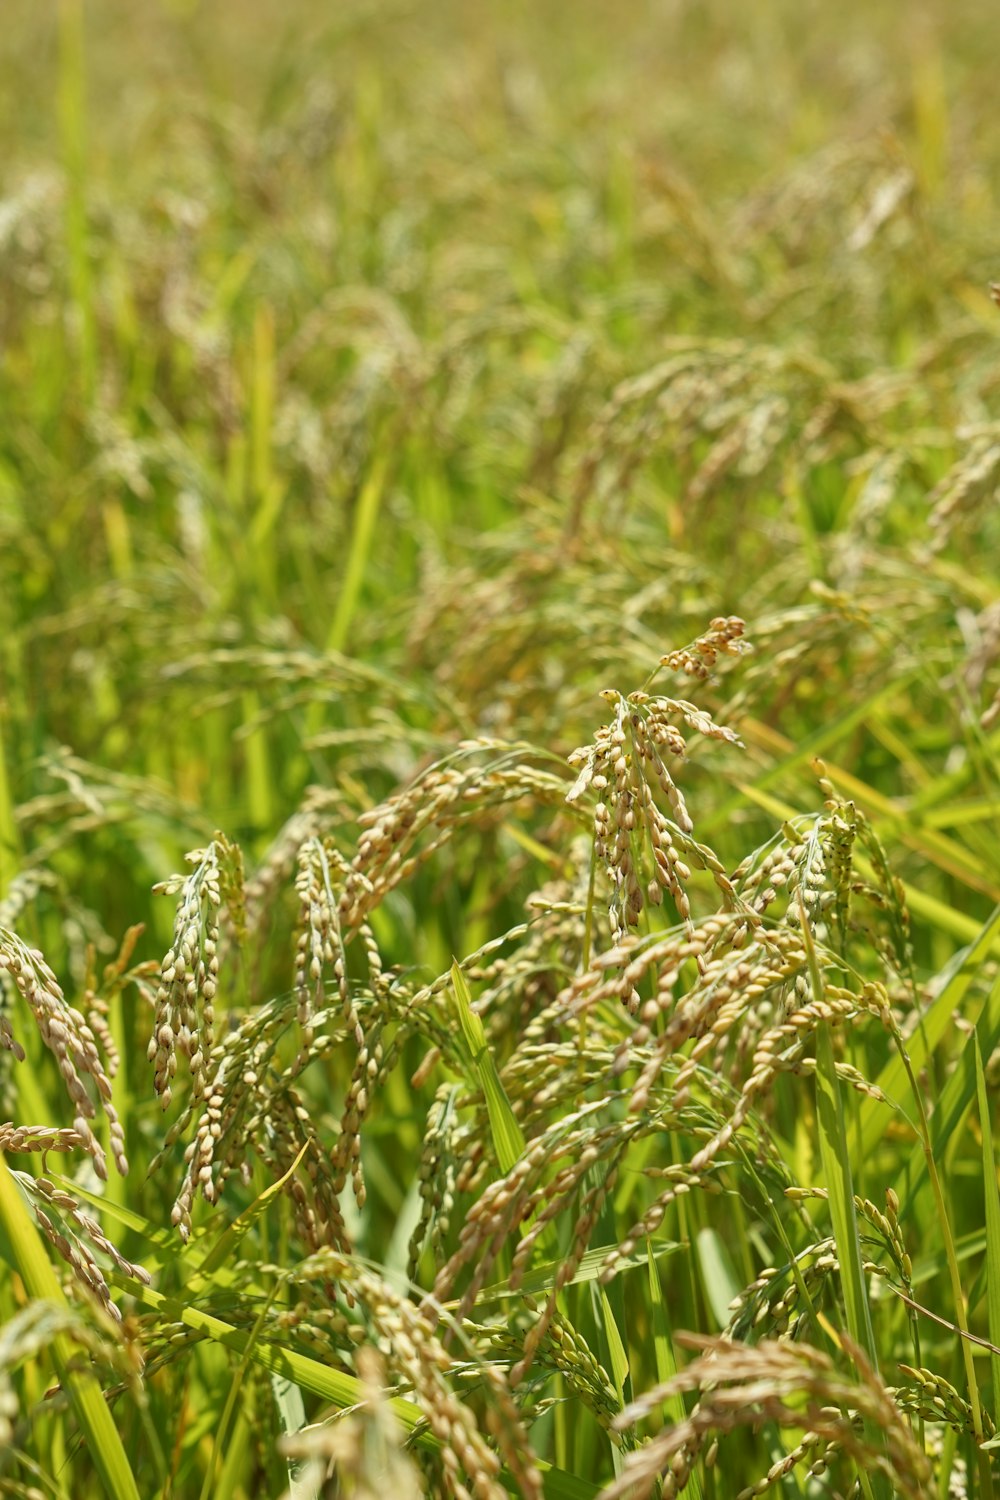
[
  {"left": 695, "top": 1226, "right": 740, "bottom": 1330},
  {"left": 736, "top": 717, "right": 1000, "bottom": 900},
  {"left": 877, "top": 954, "right": 995, "bottom": 1495},
  {"left": 52, "top": 1176, "right": 204, "bottom": 1262},
  {"left": 599, "top": 1287, "right": 629, "bottom": 1403},
  {"left": 975, "top": 1035, "right": 1000, "bottom": 1423},
  {"left": 325, "top": 450, "right": 390, "bottom": 656},
  {"left": 195, "top": 1142, "right": 310, "bottom": 1278},
  {"left": 707, "top": 676, "right": 924, "bottom": 831},
  {"left": 0, "top": 1159, "right": 140, "bottom": 1500},
  {"left": 451, "top": 960, "right": 526, "bottom": 1174}
]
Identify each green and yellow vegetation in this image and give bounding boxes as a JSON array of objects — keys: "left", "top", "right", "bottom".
[{"left": 2, "top": 1, "right": 1000, "bottom": 1495}]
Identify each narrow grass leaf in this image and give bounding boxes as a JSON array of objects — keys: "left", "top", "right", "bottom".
[
  {"left": 736, "top": 714, "right": 1000, "bottom": 900},
  {"left": 0, "top": 1159, "right": 140, "bottom": 1500},
  {"left": 815, "top": 1021, "right": 889, "bottom": 1497},
  {"left": 695, "top": 1226, "right": 741, "bottom": 1330},
  {"left": 892, "top": 965, "right": 1000, "bottom": 1226},
  {"left": 647, "top": 1240, "right": 703, "bottom": 1500},
  {"left": 803, "top": 903, "right": 889, "bottom": 1497},
  {"left": 975, "top": 1035, "right": 1000, "bottom": 1420},
  {"left": 451, "top": 961, "right": 526, "bottom": 1174},
  {"left": 272, "top": 1373, "right": 308, "bottom": 1499},
  {"left": 599, "top": 1288, "right": 630, "bottom": 1400},
  {"left": 326, "top": 451, "right": 390, "bottom": 655},
  {"left": 859, "top": 904, "right": 1000, "bottom": 1164},
  {"left": 707, "top": 677, "right": 924, "bottom": 831},
  {"left": 199, "top": 1286, "right": 280, "bottom": 1500},
  {"left": 52, "top": 1176, "right": 222, "bottom": 1272},
  {"left": 195, "top": 1142, "right": 310, "bottom": 1278},
  {"left": 912, "top": 1227, "right": 987, "bottom": 1286}
]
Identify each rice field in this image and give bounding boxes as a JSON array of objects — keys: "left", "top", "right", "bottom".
[{"left": 2, "top": 2, "right": 1000, "bottom": 1497}]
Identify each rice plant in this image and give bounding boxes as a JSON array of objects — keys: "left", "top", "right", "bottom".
[{"left": 2, "top": 0, "right": 1000, "bottom": 1496}]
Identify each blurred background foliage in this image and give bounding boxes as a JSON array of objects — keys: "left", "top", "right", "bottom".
[{"left": 2, "top": 0, "right": 998, "bottom": 912}]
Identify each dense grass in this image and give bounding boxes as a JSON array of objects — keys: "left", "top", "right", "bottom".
[{"left": 2, "top": 1, "right": 1000, "bottom": 1496}]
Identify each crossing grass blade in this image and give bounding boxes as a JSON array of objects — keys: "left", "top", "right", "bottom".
[
  {"left": 703, "top": 677, "right": 925, "bottom": 834},
  {"left": 109, "top": 1273, "right": 599, "bottom": 1500},
  {"left": 813, "top": 1025, "right": 891, "bottom": 1500},
  {"left": 646, "top": 1241, "right": 679, "bottom": 1394},
  {"left": 734, "top": 715, "right": 1000, "bottom": 900},
  {"left": 814, "top": 1023, "right": 889, "bottom": 1494},
  {"left": 735, "top": 781, "right": 1000, "bottom": 946},
  {"left": 0, "top": 1160, "right": 140, "bottom": 1500},
  {"left": 195, "top": 1142, "right": 310, "bottom": 1278}
]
